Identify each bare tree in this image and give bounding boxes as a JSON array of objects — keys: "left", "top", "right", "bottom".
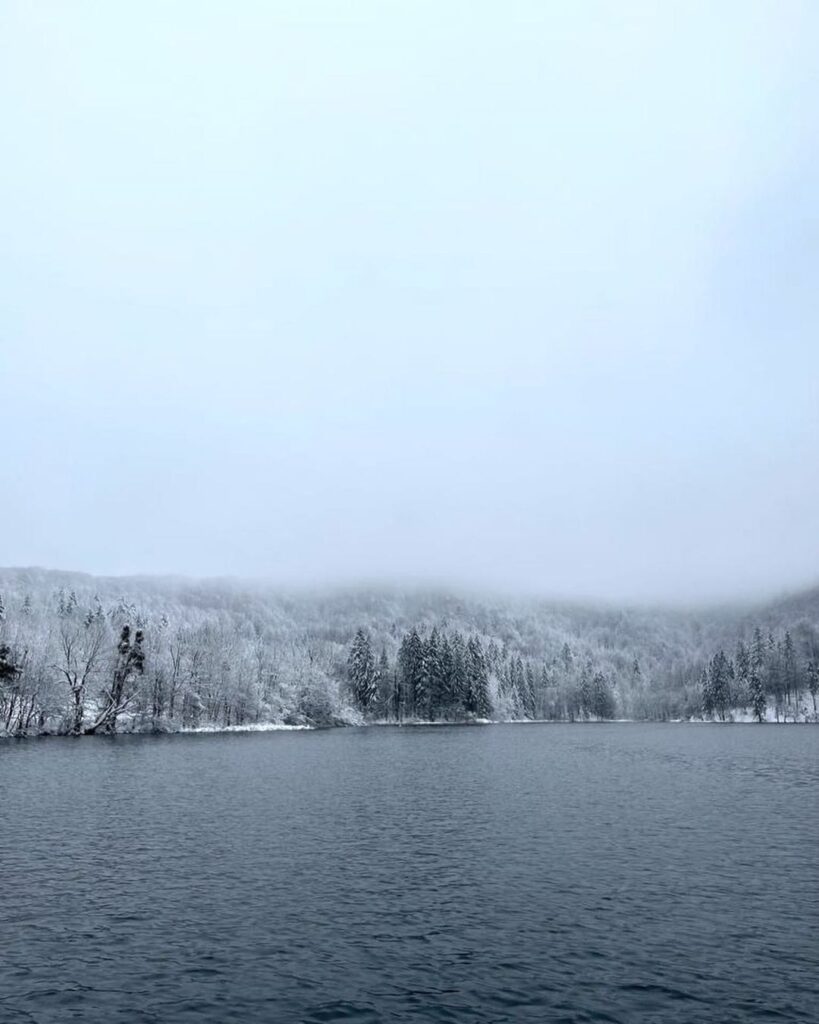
[
  {"left": 55, "top": 618, "right": 107, "bottom": 736},
  {"left": 86, "top": 626, "right": 145, "bottom": 734}
]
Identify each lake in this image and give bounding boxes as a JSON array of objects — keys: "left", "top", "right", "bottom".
[{"left": 1, "top": 724, "right": 817, "bottom": 1023}]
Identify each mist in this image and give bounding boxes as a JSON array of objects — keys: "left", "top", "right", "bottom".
[{"left": 2, "top": 1, "right": 818, "bottom": 603}]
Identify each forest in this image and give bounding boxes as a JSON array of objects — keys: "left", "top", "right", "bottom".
[{"left": 1, "top": 568, "right": 817, "bottom": 737}]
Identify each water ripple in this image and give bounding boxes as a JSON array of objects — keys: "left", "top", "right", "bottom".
[{"left": 1, "top": 724, "right": 817, "bottom": 1023}]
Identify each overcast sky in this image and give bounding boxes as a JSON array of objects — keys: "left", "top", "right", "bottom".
[{"left": 1, "top": 1, "right": 818, "bottom": 603}]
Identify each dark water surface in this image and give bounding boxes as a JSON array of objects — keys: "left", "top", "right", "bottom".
[{"left": 1, "top": 724, "right": 817, "bottom": 1023}]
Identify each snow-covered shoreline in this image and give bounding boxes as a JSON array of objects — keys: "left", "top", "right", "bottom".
[
  {"left": 3, "top": 713, "right": 816, "bottom": 741},
  {"left": 181, "top": 721, "right": 313, "bottom": 734}
]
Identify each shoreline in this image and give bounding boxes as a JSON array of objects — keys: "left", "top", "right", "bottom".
[{"left": 2, "top": 715, "right": 816, "bottom": 742}]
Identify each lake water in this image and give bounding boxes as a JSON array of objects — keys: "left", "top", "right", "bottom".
[{"left": 1, "top": 724, "right": 817, "bottom": 1023}]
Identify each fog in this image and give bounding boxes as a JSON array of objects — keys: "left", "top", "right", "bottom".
[{"left": 2, "top": 2, "right": 818, "bottom": 603}]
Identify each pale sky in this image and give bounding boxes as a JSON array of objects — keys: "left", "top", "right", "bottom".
[{"left": 1, "top": 1, "right": 818, "bottom": 602}]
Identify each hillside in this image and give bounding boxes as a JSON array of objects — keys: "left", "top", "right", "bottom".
[{"left": 1, "top": 568, "right": 817, "bottom": 736}]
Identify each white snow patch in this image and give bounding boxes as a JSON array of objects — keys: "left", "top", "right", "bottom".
[{"left": 182, "top": 722, "right": 312, "bottom": 734}]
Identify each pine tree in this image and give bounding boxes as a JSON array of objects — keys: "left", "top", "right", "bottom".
[
  {"left": 540, "top": 665, "right": 555, "bottom": 719},
  {"left": 467, "top": 636, "right": 491, "bottom": 718},
  {"left": 769, "top": 637, "right": 785, "bottom": 720},
  {"left": 706, "top": 650, "right": 732, "bottom": 721},
  {"left": 700, "top": 667, "right": 714, "bottom": 717},
  {"left": 439, "top": 634, "right": 454, "bottom": 712},
  {"left": 450, "top": 632, "right": 468, "bottom": 712},
  {"left": 807, "top": 661, "right": 818, "bottom": 715},
  {"left": 375, "top": 648, "right": 393, "bottom": 719},
  {"left": 749, "top": 627, "right": 767, "bottom": 723},
  {"left": 578, "top": 661, "right": 595, "bottom": 720},
  {"left": 523, "top": 663, "right": 537, "bottom": 719},
  {"left": 0, "top": 593, "right": 5, "bottom": 624},
  {"left": 782, "top": 631, "right": 798, "bottom": 706},
  {"left": 751, "top": 627, "right": 766, "bottom": 676},
  {"left": 734, "top": 639, "right": 750, "bottom": 701},
  {"left": 749, "top": 668, "right": 767, "bottom": 723},
  {"left": 0, "top": 643, "right": 18, "bottom": 684},
  {"left": 425, "top": 628, "right": 444, "bottom": 719},
  {"left": 397, "top": 629, "right": 426, "bottom": 720},
  {"left": 347, "top": 628, "right": 377, "bottom": 713},
  {"left": 591, "top": 672, "right": 616, "bottom": 719}
]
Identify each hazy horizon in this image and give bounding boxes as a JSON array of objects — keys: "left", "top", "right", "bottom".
[
  {"left": 3, "top": 2, "right": 818, "bottom": 603},
  {"left": 2, "top": 561, "right": 817, "bottom": 614}
]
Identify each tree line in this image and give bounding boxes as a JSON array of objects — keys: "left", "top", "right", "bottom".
[
  {"left": 1, "top": 572, "right": 817, "bottom": 736},
  {"left": 702, "top": 627, "right": 818, "bottom": 723}
]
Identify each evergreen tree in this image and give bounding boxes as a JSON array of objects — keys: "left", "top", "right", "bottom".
[
  {"left": 0, "top": 593, "right": 5, "bottom": 624},
  {"left": 590, "top": 672, "right": 616, "bottom": 719},
  {"left": 750, "top": 629, "right": 766, "bottom": 683},
  {"left": 578, "top": 661, "right": 595, "bottom": 720},
  {"left": 782, "top": 631, "right": 798, "bottom": 705},
  {"left": 769, "top": 637, "right": 785, "bottom": 719},
  {"left": 398, "top": 629, "right": 426, "bottom": 720},
  {"left": 439, "top": 633, "right": 454, "bottom": 711},
  {"left": 749, "top": 668, "right": 767, "bottom": 723},
  {"left": 734, "top": 639, "right": 750, "bottom": 703},
  {"left": 506, "top": 656, "right": 526, "bottom": 717},
  {"left": 467, "top": 636, "right": 491, "bottom": 718},
  {"left": 0, "top": 643, "right": 18, "bottom": 684},
  {"left": 807, "top": 661, "right": 818, "bottom": 715},
  {"left": 540, "top": 664, "right": 557, "bottom": 719},
  {"left": 700, "top": 667, "right": 714, "bottom": 717},
  {"left": 749, "top": 627, "right": 767, "bottom": 722},
  {"left": 706, "top": 650, "right": 732, "bottom": 721},
  {"left": 522, "top": 663, "right": 537, "bottom": 718},
  {"left": 347, "top": 628, "right": 377, "bottom": 713},
  {"left": 450, "top": 632, "right": 468, "bottom": 713},
  {"left": 375, "top": 648, "right": 393, "bottom": 720},
  {"left": 425, "top": 627, "right": 444, "bottom": 719}
]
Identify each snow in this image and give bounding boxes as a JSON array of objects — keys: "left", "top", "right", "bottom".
[{"left": 182, "top": 722, "right": 312, "bottom": 734}]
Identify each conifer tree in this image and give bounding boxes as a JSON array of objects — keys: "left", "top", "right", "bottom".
[
  {"left": 578, "top": 661, "right": 595, "bottom": 720},
  {"left": 425, "top": 627, "right": 444, "bottom": 719},
  {"left": 591, "top": 671, "right": 616, "bottom": 719},
  {"left": 807, "top": 661, "right": 818, "bottom": 715},
  {"left": 706, "top": 650, "right": 732, "bottom": 721},
  {"left": 375, "top": 648, "right": 393, "bottom": 719},
  {"left": 523, "top": 663, "right": 537, "bottom": 718},
  {"left": 749, "top": 667, "right": 767, "bottom": 723},
  {"left": 467, "top": 636, "right": 491, "bottom": 718},
  {"left": 700, "top": 667, "right": 714, "bottom": 717},
  {"left": 734, "top": 639, "right": 750, "bottom": 703},
  {"left": 782, "top": 631, "right": 798, "bottom": 705},
  {"left": 0, "top": 643, "right": 18, "bottom": 684},
  {"left": 347, "top": 628, "right": 377, "bottom": 713},
  {"left": 439, "top": 633, "right": 454, "bottom": 712},
  {"left": 749, "top": 626, "right": 767, "bottom": 723},
  {"left": 398, "top": 629, "right": 426, "bottom": 720},
  {"left": 450, "top": 632, "right": 468, "bottom": 712}
]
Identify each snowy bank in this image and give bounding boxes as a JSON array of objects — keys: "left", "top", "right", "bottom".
[{"left": 181, "top": 722, "right": 313, "bottom": 734}]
